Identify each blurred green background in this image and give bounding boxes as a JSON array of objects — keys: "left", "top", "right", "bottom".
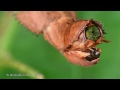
[{"left": 0, "top": 11, "right": 118, "bottom": 79}]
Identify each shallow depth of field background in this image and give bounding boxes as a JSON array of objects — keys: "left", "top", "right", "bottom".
[{"left": 0, "top": 11, "right": 118, "bottom": 79}]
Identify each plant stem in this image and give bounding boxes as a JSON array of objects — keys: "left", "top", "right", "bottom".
[{"left": 0, "top": 52, "right": 44, "bottom": 79}]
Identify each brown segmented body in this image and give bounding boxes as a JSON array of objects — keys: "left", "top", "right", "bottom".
[{"left": 16, "top": 11, "right": 109, "bottom": 67}]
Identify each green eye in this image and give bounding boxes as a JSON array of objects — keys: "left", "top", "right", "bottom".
[{"left": 85, "top": 25, "right": 100, "bottom": 41}]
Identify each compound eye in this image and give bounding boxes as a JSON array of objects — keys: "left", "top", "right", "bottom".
[
  {"left": 85, "top": 51, "right": 94, "bottom": 61},
  {"left": 95, "top": 51, "right": 100, "bottom": 58},
  {"left": 85, "top": 25, "right": 101, "bottom": 41},
  {"left": 85, "top": 48, "right": 100, "bottom": 61}
]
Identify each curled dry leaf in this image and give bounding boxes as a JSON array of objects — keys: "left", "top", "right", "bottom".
[{"left": 16, "top": 11, "right": 110, "bottom": 67}]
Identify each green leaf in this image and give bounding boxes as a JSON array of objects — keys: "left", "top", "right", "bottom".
[{"left": 0, "top": 11, "right": 119, "bottom": 79}]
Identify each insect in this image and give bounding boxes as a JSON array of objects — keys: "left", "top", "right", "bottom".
[{"left": 15, "top": 11, "right": 110, "bottom": 67}]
